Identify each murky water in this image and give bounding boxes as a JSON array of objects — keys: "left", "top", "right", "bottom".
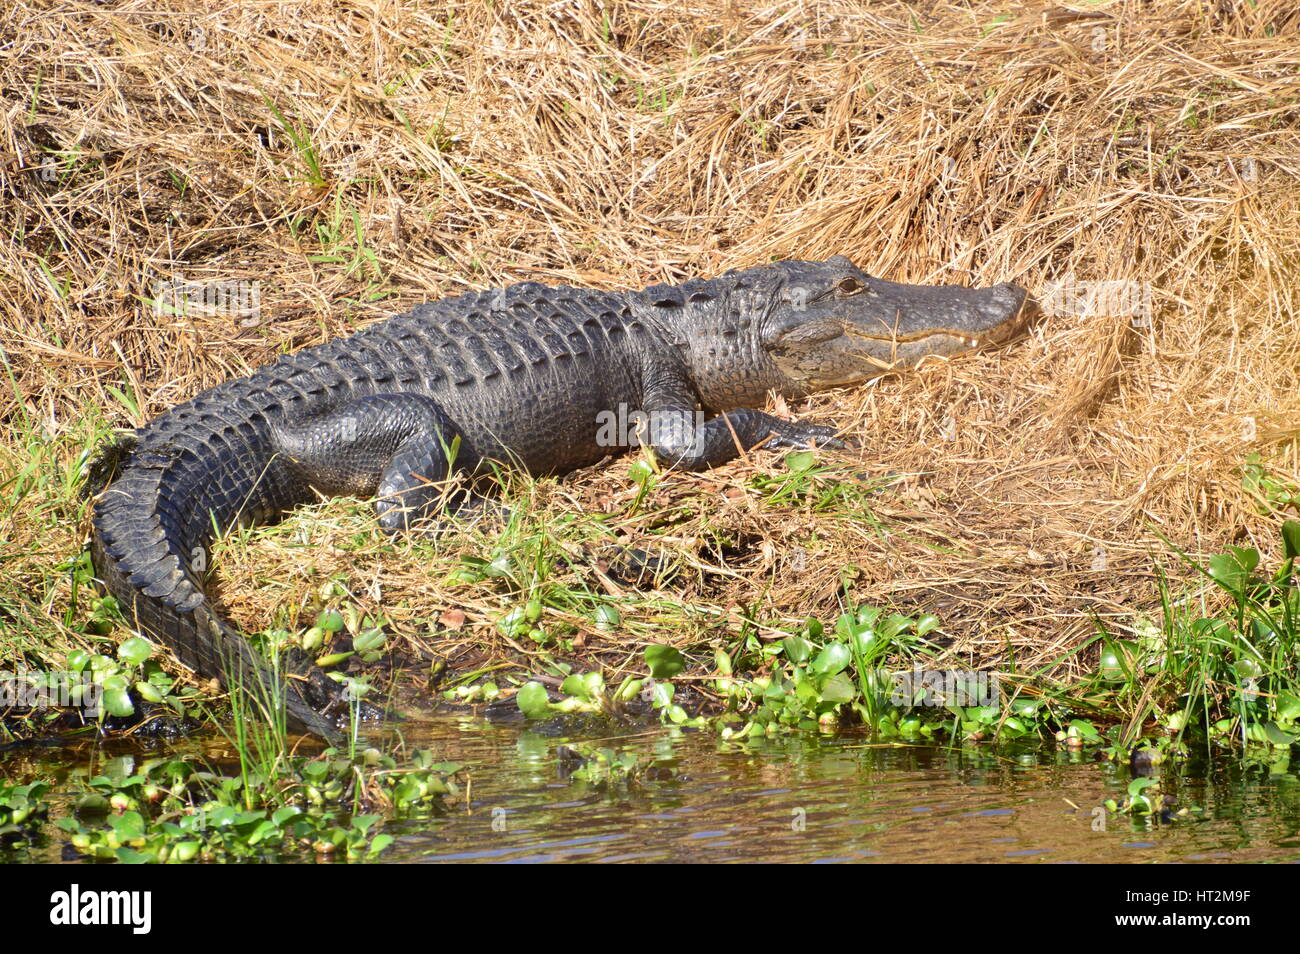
[
  {"left": 6, "top": 714, "right": 1300, "bottom": 862},
  {"left": 378, "top": 715, "right": 1300, "bottom": 863}
]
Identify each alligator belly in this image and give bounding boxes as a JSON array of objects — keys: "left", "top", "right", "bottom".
[{"left": 451, "top": 355, "right": 643, "bottom": 475}]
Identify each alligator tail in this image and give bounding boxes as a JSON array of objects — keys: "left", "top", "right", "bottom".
[{"left": 87, "top": 408, "right": 341, "bottom": 741}]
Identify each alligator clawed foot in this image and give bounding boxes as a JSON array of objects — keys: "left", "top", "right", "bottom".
[
  {"left": 284, "top": 648, "right": 386, "bottom": 732},
  {"left": 346, "top": 699, "right": 389, "bottom": 724},
  {"left": 591, "top": 544, "right": 679, "bottom": 587},
  {"left": 765, "top": 421, "right": 851, "bottom": 452}
]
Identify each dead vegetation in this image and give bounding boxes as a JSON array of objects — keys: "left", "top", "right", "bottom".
[{"left": 2, "top": 0, "right": 1299, "bottom": 693}]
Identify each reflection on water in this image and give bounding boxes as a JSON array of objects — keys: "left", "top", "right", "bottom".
[
  {"left": 5, "top": 713, "right": 1300, "bottom": 863},
  {"left": 379, "top": 715, "right": 1300, "bottom": 863}
]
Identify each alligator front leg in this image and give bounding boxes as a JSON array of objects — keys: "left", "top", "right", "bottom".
[
  {"left": 270, "top": 393, "right": 475, "bottom": 531},
  {"left": 651, "top": 407, "right": 842, "bottom": 469},
  {"left": 639, "top": 379, "right": 842, "bottom": 470}
]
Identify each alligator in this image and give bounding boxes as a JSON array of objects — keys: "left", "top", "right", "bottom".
[{"left": 87, "top": 255, "right": 1031, "bottom": 739}]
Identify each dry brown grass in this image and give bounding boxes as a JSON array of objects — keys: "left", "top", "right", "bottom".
[{"left": 2, "top": 0, "right": 1299, "bottom": 690}]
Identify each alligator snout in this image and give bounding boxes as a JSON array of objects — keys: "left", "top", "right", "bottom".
[
  {"left": 981, "top": 282, "right": 1030, "bottom": 325},
  {"left": 969, "top": 282, "right": 1035, "bottom": 344},
  {"left": 861, "top": 276, "right": 1029, "bottom": 339},
  {"left": 846, "top": 276, "right": 1035, "bottom": 354},
  {"left": 764, "top": 265, "right": 1035, "bottom": 391}
]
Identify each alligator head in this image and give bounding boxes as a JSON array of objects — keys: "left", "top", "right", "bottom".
[{"left": 760, "top": 255, "right": 1033, "bottom": 396}]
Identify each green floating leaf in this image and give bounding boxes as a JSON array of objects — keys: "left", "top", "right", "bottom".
[
  {"left": 353, "top": 628, "right": 385, "bottom": 653},
  {"left": 1275, "top": 693, "right": 1300, "bottom": 722},
  {"left": 560, "top": 671, "right": 604, "bottom": 701},
  {"left": 915, "top": 614, "right": 941, "bottom": 637},
  {"left": 1000, "top": 716, "right": 1027, "bottom": 735},
  {"left": 496, "top": 608, "right": 529, "bottom": 637},
  {"left": 515, "top": 682, "right": 552, "bottom": 720},
  {"left": 1098, "top": 643, "right": 1130, "bottom": 682},
  {"left": 628, "top": 460, "right": 655, "bottom": 484},
  {"left": 172, "top": 841, "right": 202, "bottom": 862},
  {"left": 819, "top": 672, "right": 857, "bottom": 704},
  {"left": 317, "top": 609, "right": 345, "bottom": 632},
  {"left": 102, "top": 687, "right": 135, "bottom": 718},
  {"left": 1011, "top": 698, "right": 1040, "bottom": 718},
  {"left": 1127, "top": 777, "right": 1158, "bottom": 798},
  {"left": 117, "top": 637, "right": 153, "bottom": 668},
  {"left": 1069, "top": 719, "right": 1101, "bottom": 739},
  {"left": 644, "top": 644, "right": 685, "bottom": 679},
  {"left": 134, "top": 681, "right": 164, "bottom": 704},
  {"left": 1208, "top": 546, "right": 1259, "bottom": 595},
  {"left": 782, "top": 635, "right": 812, "bottom": 664},
  {"left": 315, "top": 651, "right": 353, "bottom": 668},
  {"left": 811, "top": 642, "right": 851, "bottom": 676},
  {"left": 1262, "top": 722, "right": 1299, "bottom": 747}
]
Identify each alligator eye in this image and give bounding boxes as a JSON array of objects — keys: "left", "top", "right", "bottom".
[{"left": 836, "top": 277, "right": 865, "bottom": 296}]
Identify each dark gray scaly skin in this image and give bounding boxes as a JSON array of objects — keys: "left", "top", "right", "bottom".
[{"left": 87, "top": 255, "right": 1032, "bottom": 739}]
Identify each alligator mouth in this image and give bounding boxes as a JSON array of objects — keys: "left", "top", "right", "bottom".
[
  {"left": 828, "top": 291, "right": 1037, "bottom": 376},
  {"left": 981, "top": 292, "right": 1039, "bottom": 345},
  {"left": 849, "top": 291, "right": 1039, "bottom": 351}
]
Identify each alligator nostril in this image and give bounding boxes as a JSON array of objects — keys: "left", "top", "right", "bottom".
[{"left": 984, "top": 283, "right": 1027, "bottom": 319}]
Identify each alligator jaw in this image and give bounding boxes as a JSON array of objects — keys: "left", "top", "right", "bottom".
[
  {"left": 845, "top": 286, "right": 1037, "bottom": 370},
  {"left": 764, "top": 262, "right": 1037, "bottom": 391}
]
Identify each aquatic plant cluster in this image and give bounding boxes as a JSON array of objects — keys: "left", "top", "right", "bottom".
[
  {"left": 0, "top": 739, "right": 458, "bottom": 863},
  {"left": 513, "top": 516, "right": 1300, "bottom": 765}
]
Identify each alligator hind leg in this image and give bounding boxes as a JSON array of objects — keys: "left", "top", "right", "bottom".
[{"left": 270, "top": 393, "right": 476, "bottom": 532}]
